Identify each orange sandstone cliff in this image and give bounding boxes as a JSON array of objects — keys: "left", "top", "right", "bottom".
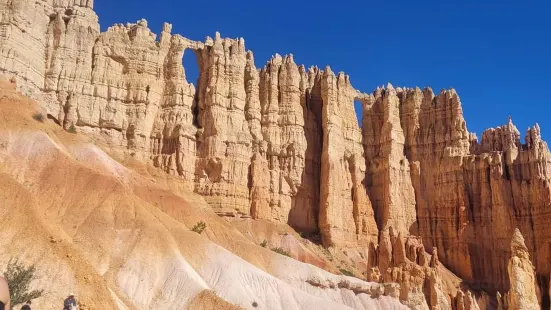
[{"left": 0, "top": 0, "right": 550, "bottom": 309}]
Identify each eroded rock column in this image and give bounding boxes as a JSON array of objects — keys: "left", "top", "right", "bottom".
[
  {"left": 249, "top": 55, "right": 321, "bottom": 232},
  {"left": 319, "top": 67, "right": 378, "bottom": 247},
  {"left": 362, "top": 84, "right": 417, "bottom": 235},
  {"left": 151, "top": 28, "right": 202, "bottom": 183},
  {"left": 507, "top": 229, "right": 539, "bottom": 310},
  {"left": 195, "top": 33, "right": 252, "bottom": 216}
]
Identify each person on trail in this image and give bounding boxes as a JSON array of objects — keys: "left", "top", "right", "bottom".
[
  {"left": 63, "top": 293, "right": 77, "bottom": 310},
  {"left": 0, "top": 276, "right": 9, "bottom": 310},
  {"left": 20, "top": 300, "right": 31, "bottom": 310}
]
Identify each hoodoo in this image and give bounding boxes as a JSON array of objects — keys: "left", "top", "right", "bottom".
[{"left": 0, "top": 0, "right": 550, "bottom": 309}]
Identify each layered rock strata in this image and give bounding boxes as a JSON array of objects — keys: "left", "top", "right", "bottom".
[
  {"left": 0, "top": 0, "right": 379, "bottom": 245},
  {"left": 194, "top": 33, "right": 252, "bottom": 214},
  {"left": 361, "top": 85, "right": 417, "bottom": 235},
  {"left": 250, "top": 55, "right": 321, "bottom": 232},
  {"left": 362, "top": 86, "right": 551, "bottom": 302},
  {"left": 369, "top": 227, "right": 481, "bottom": 310},
  {"left": 319, "top": 68, "right": 378, "bottom": 246},
  {"left": 2, "top": 0, "right": 551, "bottom": 309}
]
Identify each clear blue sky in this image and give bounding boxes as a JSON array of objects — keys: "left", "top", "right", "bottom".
[{"left": 95, "top": 0, "right": 550, "bottom": 141}]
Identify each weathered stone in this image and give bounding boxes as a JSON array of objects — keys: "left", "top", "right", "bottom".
[
  {"left": 507, "top": 229, "right": 539, "bottom": 310},
  {"left": 361, "top": 85, "right": 417, "bottom": 236},
  {"left": 319, "top": 67, "right": 378, "bottom": 247},
  {"left": 2, "top": 1, "right": 551, "bottom": 309},
  {"left": 194, "top": 34, "right": 252, "bottom": 216},
  {"left": 364, "top": 84, "right": 551, "bottom": 305},
  {"left": 251, "top": 55, "right": 320, "bottom": 232}
]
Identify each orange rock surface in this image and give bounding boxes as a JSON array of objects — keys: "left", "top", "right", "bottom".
[{"left": 1, "top": 0, "right": 550, "bottom": 309}]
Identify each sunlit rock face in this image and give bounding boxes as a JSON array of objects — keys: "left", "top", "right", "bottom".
[
  {"left": 505, "top": 229, "right": 539, "bottom": 310},
  {"left": 364, "top": 85, "right": 551, "bottom": 298},
  {"left": 2, "top": 0, "right": 551, "bottom": 308}
]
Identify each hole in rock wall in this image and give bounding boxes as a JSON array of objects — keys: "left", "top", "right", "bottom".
[
  {"left": 183, "top": 49, "right": 200, "bottom": 87},
  {"left": 182, "top": 49, "right": 201, "bottom": 129},
  {"left": 354, "top": 99, "right": 363, "bottom": 128}
]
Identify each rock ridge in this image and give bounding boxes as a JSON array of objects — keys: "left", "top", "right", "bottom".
[{"left": 1, "top": 1, "right": 551, "bottom": 309}]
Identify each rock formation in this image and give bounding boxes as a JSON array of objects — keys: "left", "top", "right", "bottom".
[
  {"left": 363, "top": 85, "right": 551, "bottom": 303},
  {"left": 506, "top": 229, "right": 539, "bottom": 310},
  {"left": 0, "top": 0, "right": 379, "bottom": 246},
  {"left": 194, "top": 33, "right": 252, "bottom": 215},
  {"left": 361, "top": 85, "right": 417, "bottom": 235},
  {"left": 370, "top": 227, "right": 460, "bottom": 310},
  {"left": 250, "top": 55, "right": 321, "bottom": 232},
  {"left": 1, "top": 0, "right": 551, "bottom": 309},
  {"left": 319, "top": 68, "right": 378, "bottom": 247},
  {"left": 0, "top": 79, "right": 411, "bottom": 310}
]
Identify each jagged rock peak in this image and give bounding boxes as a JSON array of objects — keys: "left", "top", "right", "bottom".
[
  {"left": 525, "top": 123, "right": 543, "bottom": 147},
  {"left": 246, "top": 50, "right": 255, "bottom": 61},
  {"left": 162, "top": 22, "right": 172, "bottom": 33},
  {"left": 52, "top": 0, "right": 94, "bottom": 9},
  {"left": 105, "top": 19, "right": 158, "bottom": 41},
  {"left": 510, "top": 228, "right": 529, "bottom": 257},
  {"left": 337, "top": 72, "right": 350, "bottom": 86},
  {"left": 283, "top": 53, "right": 295, "bottom": 64},
  {"left": 507, "top": 228, "right": 539, "bottom": 310},
  {"left": 137, "top": 18, "right": 147, "bottom": 27}
]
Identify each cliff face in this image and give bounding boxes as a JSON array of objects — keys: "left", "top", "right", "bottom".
[
  {"left": 251, "top": 55, "right": 321, "bottom": 232},
  {"left": 319, "top": 68, "right": 378, "bottom": 247},
  {"left": 2, "top": 0, "right": 551, "bottom": 309},
  {"left": 361, "top": 85, "right": 417, "bottom": 236},
  {"left": 362, "top": 86, "right": 551, "bottom": 297},
  {"left": 0, "top": 80, "right": 413, "bottom": 310}
]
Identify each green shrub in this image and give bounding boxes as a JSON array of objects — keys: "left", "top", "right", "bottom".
[
  {"left": 271, "top": 247, "right": 290, "bottom": 257},
  {"left": 32, "top": 113, "right": 44, "bottom": 123},
  {"left": 339, "top": 268, "right": 354, "bottom": 277},
  {"left": 3, "top": 259, "right": 43, "bottom": 308},
  {"left": 67, "top": 124, "right": 77, "bottom": 134},
  {"left": 191, "top": 221, "right": 206, "bottom": 234},
  {"left": 252, "top": 301, "right": 258, "bottom": 307},
  {"left": 260, "top": 240, "right": 267, "bottom": 248}
]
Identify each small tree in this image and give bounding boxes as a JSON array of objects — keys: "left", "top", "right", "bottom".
[
  {"left": 67, "top": 124, "right": 77, "bottom": 134},
  {"left": 271, "top": 247, "right": 290, "bottom": 257},
  {"left": 191, "top": 221, "right": 206, "bottom": 234},
  {"left": 339, "top": 268, "right": 354, "bottom": 277},
  {"left": 260, "top": 240, "right": 267, "bottom": 248},
  {"left": 32, "top": 113, "right": 44, "bottom": 123},
  {"left": 3, "top": 259, "right": 43, "bottom": 308}
]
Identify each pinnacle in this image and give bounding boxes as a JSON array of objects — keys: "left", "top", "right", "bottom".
[
  {"left": 137, "top": 19, "right": 148, "bottom": 27},
  {"left": 246, "top": 50, "right": 254, "bottom": 61},
  {"left": 162, "top": 22, "right": 172, "bottom": 33},
  {"left": 510, "top": 228, "right": 528, "bottom": 253}
]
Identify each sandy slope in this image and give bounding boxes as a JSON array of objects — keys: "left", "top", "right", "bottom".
[{"left": 0, "top": 80, "right": 407, "bottom": 309}]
